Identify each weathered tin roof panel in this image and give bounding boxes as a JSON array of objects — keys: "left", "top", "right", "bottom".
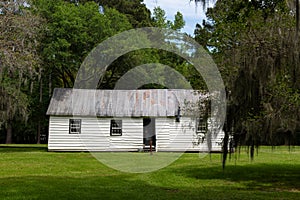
[{"left": 46, "top": 88, "right": 206, "bottom": 117}]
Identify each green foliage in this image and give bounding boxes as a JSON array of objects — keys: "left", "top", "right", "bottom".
[
  {"left": 0, "top": 0, "right": 205, "bottom": 144},
  {"left": 172, "top": 11, "right": 185, "bottom": 31},
  {"left": 152, "top": 6, "right": 185, "bottom": 30},
  {"left": 1, "top": 0, "right": 137, "bottom": 143},
  {"left": 195, "top": 0, "right": 300, "bottom": 162},
  {"left": 96, "top": 6, "right": 205, "bottom": 90},
  {"left": 0, "top": 0, "right": 43, "bottom": 143},
  {"left": 79, "top": 0, "right": 153, "bottom": 27},
  {"left": 152, "top": 7, "right": 168, "bottom": 28},
  {"left": 35, "top": 0, "right": 133, "bottom": 88}
]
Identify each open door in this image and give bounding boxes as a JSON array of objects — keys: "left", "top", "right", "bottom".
[{"left": 143, "top": 118, "right": 156, "bottom": 151}]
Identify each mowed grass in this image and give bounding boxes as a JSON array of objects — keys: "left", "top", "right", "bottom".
[{"left": 0, "top": 145, "right": 299, "bottom": 199}]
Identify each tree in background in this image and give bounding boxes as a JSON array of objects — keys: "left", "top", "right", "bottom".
[
  {"left": 152, "top": 6, "right": 185, "bottom": 30},
  {"left": 0, "top": 0, "right": 205, "bottom": 144},
  {"left": 96, "top": 5, "right": 201, "bottom": 90},
  {"left": 66, "top": 0, "right": 152, "bottom": 27},
  {"left": 195, "top": 0, "right": 300, "bottom": 167},
  {"left": 0, "top": 0, "right": 43, "bottom": 143},
  {"left": 0, "top": 0, "right": 134, "bottom": 143},
  {"left": 35, "top": 0, "right": 132, "bottom": 89}
]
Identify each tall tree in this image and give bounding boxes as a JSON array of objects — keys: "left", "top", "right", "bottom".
[
  {"left": 0, "top": 0, "right": 43, "bottom": 143},
  {"left": 97, "top": 6, "right": 195, "bottom": 89},
  {"left": 152, "top": 6, "right": 185, "bottom": 30},
  {"left": 35, "top": 0, "right": 132, "bottom": 89},
  {"left": 195, "top": 0, "right": 300, "bottom": 167},
  {"left": 286, "top": 0, "right": 300, "bottom": 38},
  {"left": 66, "top": 0, "right": 152, "bottom": 27}
]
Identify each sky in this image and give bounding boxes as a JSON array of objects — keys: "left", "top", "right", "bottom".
[{"left": 144, "top": 0, "right": 215, "bottom": 36}]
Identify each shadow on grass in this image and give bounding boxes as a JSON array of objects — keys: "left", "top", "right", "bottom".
[
  {"left": 173, "top": 163, "right": 300, "bottom": 192},
  {"left": 0, "top": 175, "right": 188, "bottom": 200},
  {"left": 0, "top": 173, "right": 299, "bottom": 200},
  {"left": 0, "top": 145, "right": 47, "bottom": 153},
  {"left": 0, "top": 148, "right": 299, "bottom": 199}
]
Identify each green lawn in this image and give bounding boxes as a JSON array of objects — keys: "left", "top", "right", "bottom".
[{"left": 0, "top": 145, "right": 299, "bottom": 200}]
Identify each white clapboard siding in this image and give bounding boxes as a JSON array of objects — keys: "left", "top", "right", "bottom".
[
  {"left": 109, "top": 118, "right": 143, "bottom": 151},
  {"left": 156, "top": 118, "right": 170, "bottom": 149},
  {"left": 156, "top": 117, "right": 194, "bottom": 151},
  {"left": 155, "top": 117, "right": 224, "bottom": 152},
  {"left": 199, "top": 118, "right": 225, "bottom": 152},
  {"left": 48, "top": 116, "right": 143, "bottom": 151},
  {"left": 80, "top": 118, "right": 110, "bottom": 151},
  {"left": 49, "top": 116, "right": 224, "bottom": 152}
]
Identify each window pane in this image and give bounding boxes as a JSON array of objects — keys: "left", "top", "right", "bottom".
[
  {"left": 110, "top": 120, "right": 122, "bottom": 136},
  {"left": 69, "top": 119, "right": 81, "bottom": 134},
  {"left": 196, "top": 118, "right": 206, "bottom": 133}
]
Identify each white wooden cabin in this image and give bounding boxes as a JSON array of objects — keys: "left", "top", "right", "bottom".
[{"left": 46, "top": 88, "right": 224, "bottom": 152}]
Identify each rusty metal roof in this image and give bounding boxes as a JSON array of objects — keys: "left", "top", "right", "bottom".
[{"left": 46, "top": 88, "right": 206, "bottom": 117}]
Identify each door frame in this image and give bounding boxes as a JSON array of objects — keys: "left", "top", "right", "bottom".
[{"left": 143, "top": 117, "right": 156, "bottom": 147}]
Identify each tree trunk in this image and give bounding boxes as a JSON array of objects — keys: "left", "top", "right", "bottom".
[
  {"left": 5, "top": 122, "right": 12, "bottom": 144},
  {"left": 37, "top": 71, "right": 42, "bottom": 144},
  {"left": 296, "top": 0, "right": 299, "bottom": 38},
  {"left": 49, "top": 72, "right": 52, "bottom": 98},
  {"left": 37, "top": 120, "right": 41, "bottom": 144},
  {"left": 295, "top": 1, "right": 300, "bottom": 88},
  {"left": 222, "top": 126, "right": 229, "bottom": 170},
  {"left": 250, "top": 144, "right": 255, "bottom": 161}
]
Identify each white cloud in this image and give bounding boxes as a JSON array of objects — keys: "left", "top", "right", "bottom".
[{"left": 144, "top": 0, "right": 213, "bottom": 35}]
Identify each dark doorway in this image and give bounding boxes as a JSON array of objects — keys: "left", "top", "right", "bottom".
[{"left": 143, "top": 118, "right": 156, "bottom": 149}]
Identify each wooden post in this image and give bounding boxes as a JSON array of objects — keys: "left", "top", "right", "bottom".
[{"left": 150, "top": 139, "right": 153, "bottom": 155}]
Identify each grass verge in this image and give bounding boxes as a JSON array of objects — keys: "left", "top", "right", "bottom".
[{"left": 0, "top": 145, "right": 299, "bottom": 199}]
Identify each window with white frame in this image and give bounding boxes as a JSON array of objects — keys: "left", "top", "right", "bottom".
[
  {"left": 196, "top": 117, "right": 207, "bottom": 133},
  {"left": 110, "top": 120, "right": 122, "bottom": 136},
  {"left": 69, "top": 119, "right": 81, "bottom": 134}
]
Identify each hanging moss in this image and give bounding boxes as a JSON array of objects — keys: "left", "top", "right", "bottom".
[{"left": 195, "top": 0, "right": 300, "bottom": 167}]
